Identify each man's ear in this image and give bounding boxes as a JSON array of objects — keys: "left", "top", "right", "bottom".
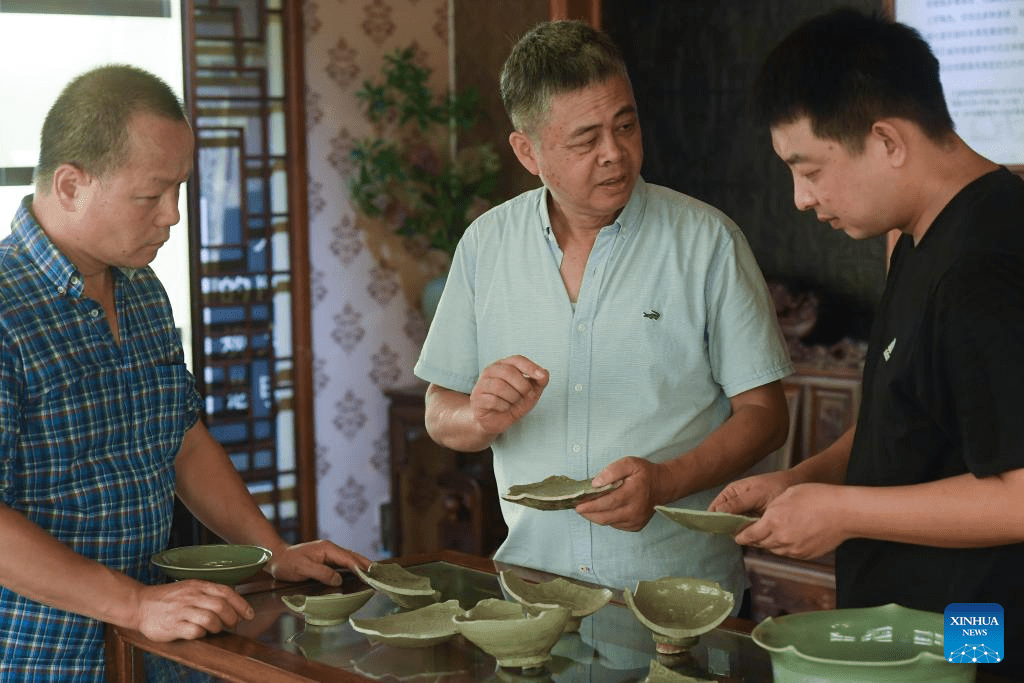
[
  {"left": 51, "top": 163, "right": 91, "bottom": 212},
  {"left": 869, "top": 119, "right": 908, "bottom": 168},
  {"left": 509, "top": 130, "right": 540, "bottom": 176}
]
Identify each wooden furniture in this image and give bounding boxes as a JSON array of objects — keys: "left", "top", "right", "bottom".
[
  {"left": 106, "top": 550, "right": 767, "bottom": 682},
  {"left": 384, "top": 385, "right": 506, "bottom": 557}
]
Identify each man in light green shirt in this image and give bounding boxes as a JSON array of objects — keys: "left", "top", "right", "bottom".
[{"left": 414, "top": 20, "right": 791, "bottom": 602}]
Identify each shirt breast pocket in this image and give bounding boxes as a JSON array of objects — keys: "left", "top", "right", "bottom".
[{"left": 133, "top": 364, "right": 197, "bottom": 462}]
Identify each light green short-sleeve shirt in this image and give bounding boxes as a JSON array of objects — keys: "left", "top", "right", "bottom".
[{"left": 414, "top": 178, "right": 793, "bottom": 598}]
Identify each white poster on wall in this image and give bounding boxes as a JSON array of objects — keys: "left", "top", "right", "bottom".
[{"left": 897, "top": 0, "right": 1024, "bottom": 166}]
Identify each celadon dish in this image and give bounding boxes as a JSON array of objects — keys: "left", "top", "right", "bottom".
[
  {"left": 498, "top": 570, "right": 613, "bottom": 632},
  {"left": 624, "top": 577, "right": 734, "bottom": 655},
  {"left": 354, "top": 562, "right": 441, "bottom": 609},
  {"left": 280, "top": 588, "right": 374, "bottom": 626},
  {"left": 453, "top": 598, "right": 571, "bottom": 668},
  {"left": 654, "top": 505, "right": 758, "bottom": 536},
  {"left": 151, "top": 544, "right": 271, "bottom": 585},
  {"left": 349, "top": 600, "right": 466, "bottom": 647},
  {"left": 751, "top": 603, "right": 975, "bottom": 683},
  {"left": 501, "top": 475, "right": 621, "bottom": 510}
]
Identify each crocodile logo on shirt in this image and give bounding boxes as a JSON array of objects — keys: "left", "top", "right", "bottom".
[
  {"left": 883, "top": 337, "right": 896, "bottom": 361},
  {"left": 643, "top": 309, "right": 661, "bottom": 320}
]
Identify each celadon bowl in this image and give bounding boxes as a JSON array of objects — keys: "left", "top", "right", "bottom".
[
  {"left": 498, "top": 570, "right": 613, "bottom": 632},
  {"left": 751, "top": 603, "right": 975, "bottom": 683},
  {"left": 453, "top": 598, "right": 571, "bottom": 669},
  {"left": 151, "top": 544, "right": 272, "bottom": 585},
  {"left": 354, "top": 562, "right": 441, "bottom": 610},
  {"left": 281, "top": 588, "right": 374, "bottom": 626},
  {"left": 349, "top": 599, "right": 466, "bottom": 647},
  {"left": 624, "top": 577, "right": 734, "bottom": 655}
]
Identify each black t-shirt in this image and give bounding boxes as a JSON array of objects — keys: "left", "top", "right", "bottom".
[{"left": 837, "top": 168, "right": 1024, "bottom": 679}]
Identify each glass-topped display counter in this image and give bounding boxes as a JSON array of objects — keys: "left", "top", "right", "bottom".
[{"left": 107, "top": 550, "right": 768, "bottom": 682}]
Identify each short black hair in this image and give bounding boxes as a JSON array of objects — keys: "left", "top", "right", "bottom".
[
  {"left": 500, "top": 20, "right": 629, "bottom": 135},
  {"left": 753, "top": 7, "right": 954, "bottom": 151}
]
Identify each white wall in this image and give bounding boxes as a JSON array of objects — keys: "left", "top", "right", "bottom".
[{"left": 0, "top": 5, "right": 192, "bottom": 360}]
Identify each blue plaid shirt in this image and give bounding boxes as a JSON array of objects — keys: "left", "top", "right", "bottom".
[{"left": 0, "top": 197, "right": 202, "bottom": 681}]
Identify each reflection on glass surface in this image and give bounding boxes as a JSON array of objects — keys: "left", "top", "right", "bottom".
[{"left": 235, "top": 561, "right": 773, "bottom": 682}]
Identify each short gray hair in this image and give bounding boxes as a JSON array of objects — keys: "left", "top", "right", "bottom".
[
  {"left": 500, "top": 20, "right": 630, "bottom": 136},
  {"left": 35, "top": 64, "right": 186, "bottom": 194}
]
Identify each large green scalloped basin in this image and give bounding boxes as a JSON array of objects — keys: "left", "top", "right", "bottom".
[{"left": 751, "top": 603, "right": 975, "bottom": 683}]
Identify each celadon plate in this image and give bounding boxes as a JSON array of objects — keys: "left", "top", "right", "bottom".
[
  {"left": 151, "top": 544, "right": 271, "bottom": 585},
  {"left": 655, "top": 505, "right": 758, "bottom": 536},
  {"left": 624, "top": 577, "right": 734, "bottom": 655},
  {"left": 501, "top": 475, "right": 622, "bottom": 510},
  {"left": 751, "top": 603, "right": 974, "bottom": 683},
  {"left": 349, "top": 599, "right": 466, "bottom": 647},
  {"left": 354, "top": 562, "right": 441, "bottom": 609},
  {"left": 281, "top": 588, "right": 374, "bottom": 626},
  {"left": 498, "top": 570, "right": 613, "bottom": 632}
]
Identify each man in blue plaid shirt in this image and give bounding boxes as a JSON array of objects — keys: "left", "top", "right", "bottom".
[{"left": 0, "top": 65, "right": 369, "bottom": 681}]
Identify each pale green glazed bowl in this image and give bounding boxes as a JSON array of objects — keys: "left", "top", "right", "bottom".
[
  {"left": 498, "top": 570, "right": 613, "bottom": 632},
  {"left": 151, "top": 544, "right": 272, "bottom": 585},
  {"left": 453, "top": 598, "right": 571, "bottom": 668},
  {"left": 281, "top": 588, "right": 374, "bottom": 626},
  {"left": 624, "top": 577, "right": 734, "bottom": 655},
  {"left": 751, "top": 603, "right": 975, "bottom": 683}
]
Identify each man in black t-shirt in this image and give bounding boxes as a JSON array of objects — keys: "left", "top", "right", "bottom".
[{"left": 710, "top": 8, "right": 1024, "bottom": 681}]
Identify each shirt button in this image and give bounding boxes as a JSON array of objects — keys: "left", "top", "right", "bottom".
[
  {"left": 574, "top": 383, "right": 583, "bottom": 392},
  {"left": 579, "top": 565, "right": 591, "bottom": 574},
  {"left": 57, "top": 286, "right": 66, "bottom": 294},
  {"left": 576, "top": 323, "right": 587, "bottom": 333},
  {"left": 90, "top": 309, "right": 100, "bottom": 318},
  {"left": 70, "top": 276, "right": 80, "bottom": 285},
  {"left": 572, "top": 443, "right": 582, "bottom": 453}
]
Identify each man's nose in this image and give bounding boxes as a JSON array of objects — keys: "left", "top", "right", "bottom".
[
  {"left": 160, "top": 189, "right": 182, "bottom": 227},
  {"left": 793, "top": 177, "right": 816, "bottom": 212}
]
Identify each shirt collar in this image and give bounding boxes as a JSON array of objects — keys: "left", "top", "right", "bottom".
[
  {"left": 12, "top": 195, "right": 138, "bottom": 297},
  {"left": 537, "top": 176, "right": 648, "bottom": 242}
]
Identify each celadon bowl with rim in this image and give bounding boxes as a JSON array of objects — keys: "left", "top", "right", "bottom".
[
  {"left": 151, "top": 544, "right": 272, "bottom": 585},
  {"left": 453, "top": 598, "right": 571, "bottom": 669},
  {"left": 280, "top": 588, "right": 374, "bottom": 626},
  {"left": 353, "top": 561, "right": 441, "bottom": 609},
  {"left": 498, "top": 570, "right": 613, "bottom": 632},
  {"left": 751, "top": 602, "right": 975, "bottom": 683},
  {"left": 623, "top": 577, "right": 734, "bottom": 655}
]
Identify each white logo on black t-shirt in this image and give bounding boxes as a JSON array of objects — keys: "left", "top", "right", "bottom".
[{"left": 883, "top": 337, "right": 896, "bottom": 361}]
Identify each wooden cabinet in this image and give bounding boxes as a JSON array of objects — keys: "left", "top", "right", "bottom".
[
  {"left": 745, "top": 550, "right": 836, "bottom": 622},
  {"left": 384, "top": 385, "right": 506, "bottom": 558}
]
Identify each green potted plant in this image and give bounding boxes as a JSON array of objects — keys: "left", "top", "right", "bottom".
[{"left": 347, "top": 47, "right": 501, "bottom": 322}]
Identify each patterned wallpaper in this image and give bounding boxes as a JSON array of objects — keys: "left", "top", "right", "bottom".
[{"left": 303, "top": 0, "right": 452, "bottom": 557}]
